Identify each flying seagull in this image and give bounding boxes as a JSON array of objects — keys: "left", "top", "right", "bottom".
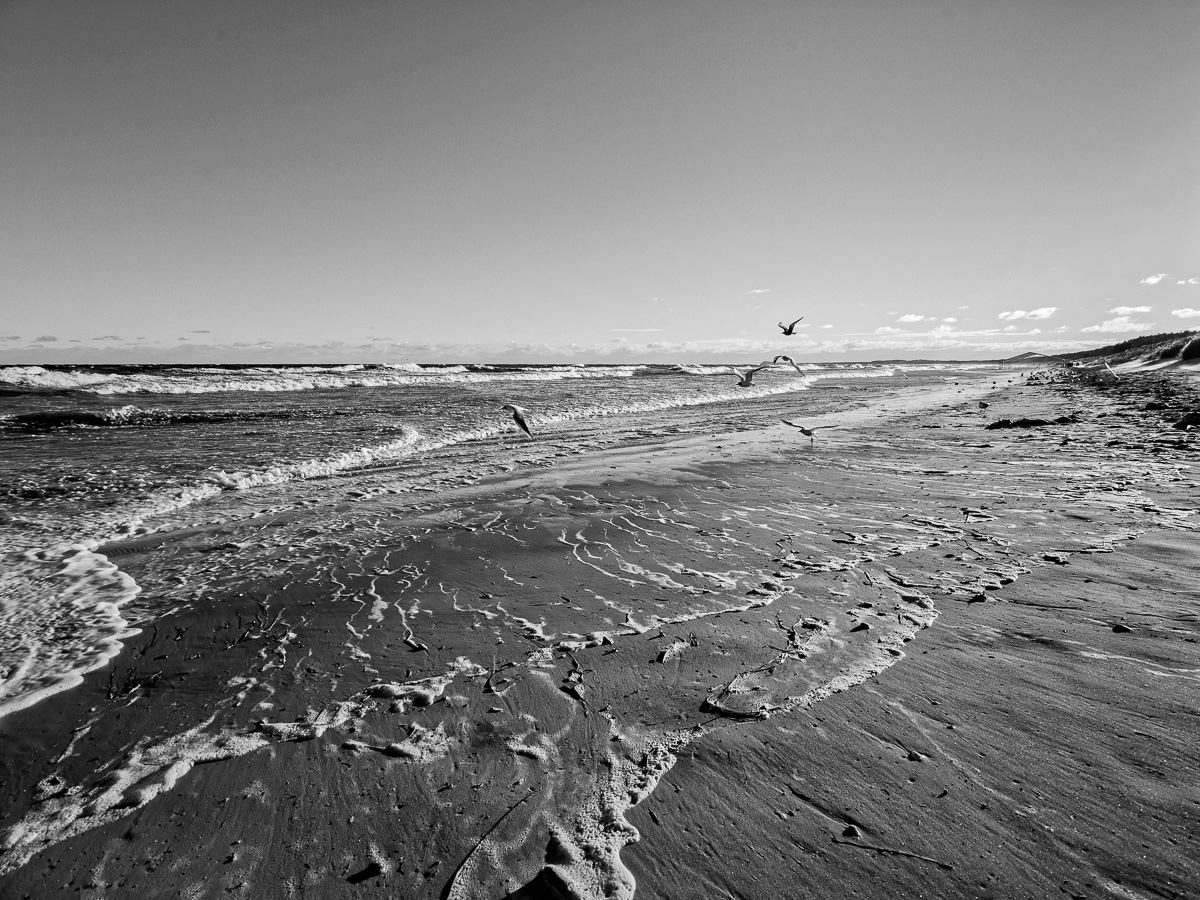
[
  {"left": 781, "top": 419, "right": 836, "bottom": 445},
  {"left": 772, "top": 355, "right": 804, "bottom": 373},
  {"left": 501, "top": 403, "right": 533, "bottom": 437},
  {"left": 778, "top": 317, "right": 805, "bottom": 335},
  {"left": 733, "top": 365, "right": 769, "bottom": 387}
]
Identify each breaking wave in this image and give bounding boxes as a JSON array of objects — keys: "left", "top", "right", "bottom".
[{"left": 0, "top": 364, "right": 651, "bottom": 395}]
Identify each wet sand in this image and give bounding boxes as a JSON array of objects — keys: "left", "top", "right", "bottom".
[{"left": 1, "top": 370, "right": 1197, "bottom": 899}]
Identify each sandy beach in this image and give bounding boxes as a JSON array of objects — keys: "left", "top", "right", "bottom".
[{"left": 1, "top": 368, "right": 1197, "bottom": 899}]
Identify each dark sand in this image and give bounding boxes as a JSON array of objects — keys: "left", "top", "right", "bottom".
[{"left": 1, "top": 370, "right": 1197, "bottom": 899}]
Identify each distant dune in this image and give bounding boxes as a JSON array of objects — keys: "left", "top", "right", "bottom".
[{"left": 1054, "top": 330, "right": 1200, "bottom": 371}]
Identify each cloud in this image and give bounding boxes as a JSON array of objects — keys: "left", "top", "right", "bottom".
[
  {"left": 1140, "top": 273, "right": 1168, "bottom": 284},
  {"left": 820, "top": 324, "right": 833, "bottom": 329},
  {"left": 897, "top": 314, "right": 930, "bottom": 323},
  {"left": 1177, "top": 277, "right": 1200, "bottom": 285},
  {"left": 874, "top": 326, "right": 903, "bottom": 333},
  {"left": 191, "top": 329, "right": 211, "bottom": 334},
  {"left": 1109, "top": 306, "right": 1151, "bottom": 314},
  {"left": 1171, "top": 308, "right": 1200, "bottom": 318},
  {"left": 93, "top": 335, "right": 121, "bottom": 341},
  {"left": 1082, "top": 316, "right": 1155, "bottom": 333},
  {"left": 0, "top": 335, "right": 21, "bottom": 341},
  {"left": 34, "top": 335, "right": 59, "bottom": 342},
  {"left": 942, "top": 317, "right": 957, "bottom": 323},
  {"left": 998, "top": 307, "right": 1057, "bottom": 321},
  {"left": 748, "top": 288, "right": 770, "bottom": 294}
]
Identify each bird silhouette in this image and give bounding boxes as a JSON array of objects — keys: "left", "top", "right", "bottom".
[
  {"left": 781, "top": 419, "right": 836, "bottom": 445},
  {"left": 772, "top": 355, "right": 804, "bottom": 373},
  {"left": 777, "top": 317, "right": 804, "bottom": 335},
  {"left": 501, "top": 403, "right": 533, "bottom": 437},
  {"left": 733, "top": 365, "right": 769, "bottom": 387}
]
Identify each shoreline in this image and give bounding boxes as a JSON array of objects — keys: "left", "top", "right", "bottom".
[{"left": 1, "top": 369, "right": 1197, "bottom": 898}]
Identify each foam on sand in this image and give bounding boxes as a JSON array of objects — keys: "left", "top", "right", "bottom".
[
  {"left": 0, "top": 546, "right": 141, "bottom": 721},
  {"left": 0, "top": 666, "right": 465, "bottom": 875}
]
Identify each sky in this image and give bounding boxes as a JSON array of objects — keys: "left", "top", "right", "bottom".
[{"left": 2, "top": 0, "right": 1199, "bottom": 364}]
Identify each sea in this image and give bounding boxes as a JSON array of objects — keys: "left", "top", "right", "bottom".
[{"left": 0, "top": 360, "right": 968, "bottom": 722}]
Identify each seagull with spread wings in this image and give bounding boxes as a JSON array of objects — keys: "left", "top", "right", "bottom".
[
  {"left": 772, "top": 354, "right": 804, "bottom": 373},
  {"left": 777, "top": 316, "right": 805, "bottom": 335},
  {"left": 781, "top": 419, "right": 836, "bottom": 445},
  {"left": 501, "top": 403, "right": 533, "bottom": 437},
  {"left": 733, "top": 365, "right": 770, "bottom": 387}
]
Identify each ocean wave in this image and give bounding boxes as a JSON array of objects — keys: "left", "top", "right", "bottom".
[
  {"left": 0, "top": 405, "right": 353, "bottom": 432},
  {"left": 669, "top": 362, "right": 832, "bottom": 376},
  {"left": 203, "top": 427, "right": 428, "bottom": 494},
  {"left": 0, "top": 366, "right": 112, "bottom": 391},
  {"left": 0, "top": 364, "right": 650, "bottom": 395},
  {"left": 164, "top": 374, "right": 822, "bottom": 501}
]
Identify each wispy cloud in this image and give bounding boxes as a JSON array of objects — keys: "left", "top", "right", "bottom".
[
  {"left": 92, "top": 335, "right": 121, "bottom": 341},
  {"left": 1177, "top": 277, "right": 1200, "bottom": 285},
  {"left": 998, "top": 307, "right": 1057, "bottom": 321},
  {"left": 1109, "top": 306, "right": 1151, "bottom": 314},
  {"left": 897, "top": 314, "right": 931, "bottom": 323},
  {"left": 1171, "top": 308, "right": 1200, "bottom": 319},
  {"left": 942, "top": 317, "right": 957, "bottom": 323},
  {"left": 191, "top": 329, "right": 211, "bottom": 334},
  {"left": 34, "top": 334, "right": 59, "bottom": 342},
  {"left": 1140, "top": 273, "right": 1168, "bottom": 284},
  {"left": 748, "top": 288, "right": 770, "bottom": 294},
  {"left": 1082, "top": 316, "right": 1155, "bottom": 333}
]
